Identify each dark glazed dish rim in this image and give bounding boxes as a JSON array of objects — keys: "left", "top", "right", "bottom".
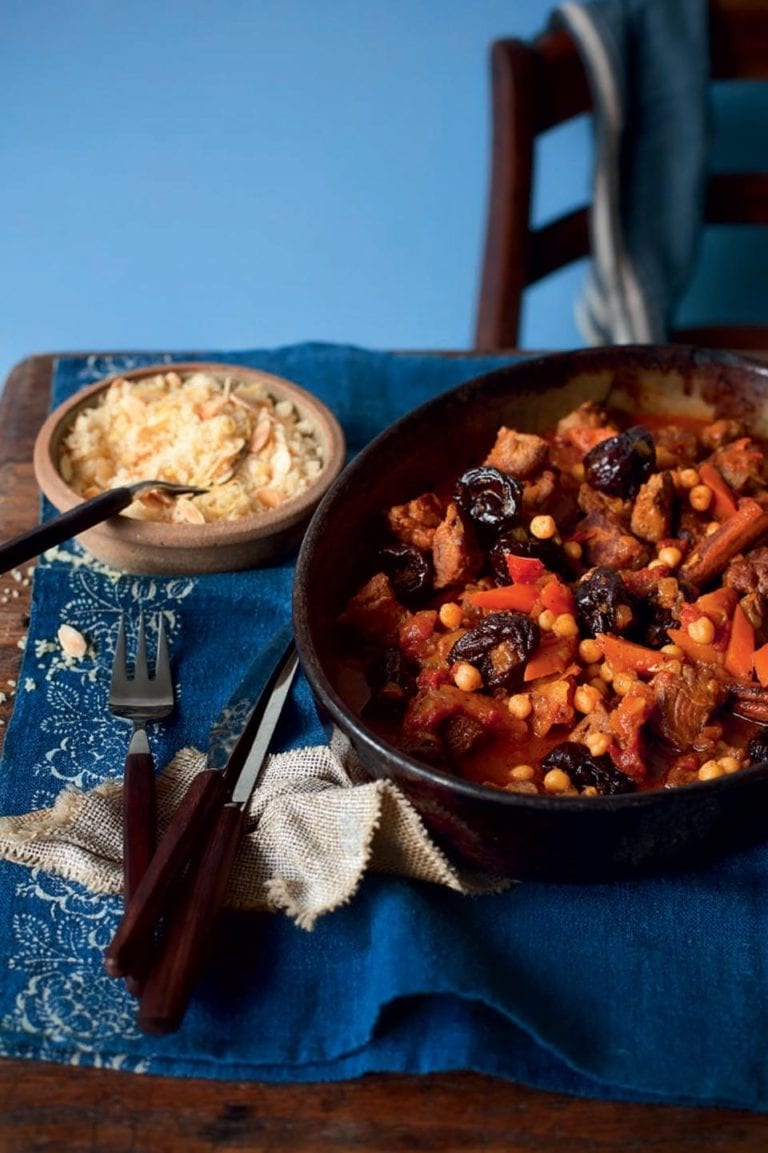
[{"left": 293, "top": 344, "right": 768, "bottom": 821}]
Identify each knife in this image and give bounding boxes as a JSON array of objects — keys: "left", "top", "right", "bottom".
[{"left": 104, "top": 629, "right": 298, "bottom": 1031}]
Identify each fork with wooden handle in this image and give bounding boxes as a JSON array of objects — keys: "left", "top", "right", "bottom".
[{"left": 109, "top": 613, "right": 175, "bottom": 990}]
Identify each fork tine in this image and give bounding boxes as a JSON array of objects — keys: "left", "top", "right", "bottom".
[
  {"left": 134, "top": 611, "right": 149, "bottom": 684},
  {"left": 153, "top": 616, "right": 173, "bottom": 700},
  {"left": 111, "top": 613, "right": 127, "bottom": 693}
]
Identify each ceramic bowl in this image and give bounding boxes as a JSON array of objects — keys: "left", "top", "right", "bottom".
[
  {"left": 294, "top": 344, "right": 768, "bottom": 882},
  {"left": 33, "top": 361, "right": 346, "bottom": 575}
]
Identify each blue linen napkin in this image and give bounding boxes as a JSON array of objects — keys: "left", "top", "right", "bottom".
[
  {"left": 555, "top": 0, "right": 711, "bottom": 343},
  {"left": 1, "top": 343, "right": 768, "bottom": 1109}
]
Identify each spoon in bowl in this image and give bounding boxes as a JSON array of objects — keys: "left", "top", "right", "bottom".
[{"left": 0, "top": 480, "right": 208, "bottom": 575}]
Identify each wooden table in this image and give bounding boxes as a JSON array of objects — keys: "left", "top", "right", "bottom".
[{"left": 1, "top": 353, "right": 768, "bottom": 1152}]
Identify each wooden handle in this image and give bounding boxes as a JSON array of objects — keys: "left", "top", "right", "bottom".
[
  {"left": 137, "top": 803, "right": 245, "bottom": 1035},
  {"left": 122, "top": 745, "right": 157, "bottom": 996},
  {"left": 104, "top": 768, "right": 228, "bottom": 979},
  {"left": 123, "top": 749, "right": 157, "bottom": 900},
  {"left": 0, "top": 487, "right": 134, "bottom": 574}
]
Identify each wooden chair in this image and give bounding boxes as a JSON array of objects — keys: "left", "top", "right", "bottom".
[{"left": 474, "top": 0, "right": 768, "bottom": 350}]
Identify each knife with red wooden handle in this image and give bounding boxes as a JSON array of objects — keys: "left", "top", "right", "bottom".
[{"left": 103, "top": 632, "right": 298, "bottom": 1032}]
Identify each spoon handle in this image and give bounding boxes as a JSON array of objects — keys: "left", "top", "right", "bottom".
[{"left": 0, "top": 487, "right": 135, "bottom": 574}]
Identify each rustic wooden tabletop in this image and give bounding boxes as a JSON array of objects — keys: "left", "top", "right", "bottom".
[{"left": 1, "top": 352, "right": 768, "bottom": 1152}]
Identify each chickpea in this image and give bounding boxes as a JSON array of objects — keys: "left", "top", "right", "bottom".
[
  {"left": 453, "top": 661, "right": 483, "bottom": 692},
  {"left": 508, "top": 693, "right": 532, "bottom": 719},
  {"left": 552, "top": 612, "right": 579, "bottom": 638},
  {"left": 657, "top": 545, "right": 682, "bottom": 569},
  {"left": 574, "top": 684, "right": 601, "bottom": 713},
  {"left": 510, "top": 764, "right": 535, "bottom": 781},
  {"left": 698, "top": 760, "right": 726, "bottom": 781},
  {"left": 613, "top": 671, "right": 637, "bottom": 696},
  {"left": 564, "top": 540, "right": 583, "bottom": 560},
  {"left": 439, "top": 602, "right": 464, "bottom": 630},
  {"left": 689, "top": 484, "right": 713, "bottom": 512},
  {"left": 678, "top": 467, "right": 700, "bottom": 489},
  {"left": 585, "top": 731, "right": 611, "bottom": 757},
  {"left": 579, "top": 638, "right": 603, "bottom": 664},
  {"left": 530, "top": 514, "right": 557, "bottom": 540},
  {"left": 687, "top": 615, "right": 715, "bottom": 645},
  {"left": 543, "top": 768, "right": 572, "bottom": 793},
  {"left": 538, "top": 609, "right": 556, "bottom": 631}
]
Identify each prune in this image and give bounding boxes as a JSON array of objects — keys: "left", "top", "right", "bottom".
[
  {"left": 747, "top": 732, "right": 768, "bottom": 764},
  {"left": 378, "top": 543, "right": 433, "bottom": 601},
  {"left": 454, "top": 466, "right": 522, "bottom": 533},
  {"left": 490, "top": 528, "right": 568, "bottom": 584},
  {"left": 575, "top": 567, "right": 634, "bottom": 637},
  {"left": 363, "top": 647, "right": 416, "bottom": 720},
  {"left": 542, "top": 741, "right": 636, "bottom": 795},
  {"left": 638, "top": 595, "right": 677, "bottom": 648},
  {"left": 448, "top": 610, "right": 539, "bottom": 690},
  {"left": 583, "top": 425, "right": 656, "bottom": 498},
  {"left": 366, "top": 646, "right": 416, "bottom": 694}
]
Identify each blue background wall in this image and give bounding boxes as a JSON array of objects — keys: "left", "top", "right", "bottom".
[{"left": 2, "top": 1, "right": 766, "bottom": 388}]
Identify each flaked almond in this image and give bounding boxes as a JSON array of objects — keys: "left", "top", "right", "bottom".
[
  {"left": 249, "top": 416, "right": 273, "bottom": 454},
  {"left": 173, "top": 497, "right": 206, "bottom": 524},
  {"left": 57, "top": 624, "right": 87, "bottom": 660},
  {"left": 256, "top": 488, "right": 283, "bottom": 509}
]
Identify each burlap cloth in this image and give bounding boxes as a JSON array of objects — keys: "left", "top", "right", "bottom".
[{"left": 0, "top": 727, "right": 508, "bottom": 929}]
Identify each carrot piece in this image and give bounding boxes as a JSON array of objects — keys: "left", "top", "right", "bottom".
[
  {"left": 467, "top": 583, "right": 539, "bottom": 612},
  {"left": 754, "top": 642, "right": 768, "bottom": 687},
  {"left": 505, "top": 555, "right": 545, "bottom": 584},
  {"left": 539, "top": 577, "right": 575, "bottom": 617},
  {"left": 666, "top": 626, "right": 723, "bottom": 667},
  {"left": 695, "top": 586, "right": 739, "bottom": 624},
  {"left": 724, "top": 602, "right": 755, "bottom": 679},
  {"left": 699, "top": 461, "right": 738, "bottom": 520},
  {"left": 595, "top": 633, "right": 679, "bottom": 676},
  {"left": 524, "top": 636, "right": 577, "bottom": 682}
]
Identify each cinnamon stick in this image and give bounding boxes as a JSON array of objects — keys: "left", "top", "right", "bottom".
[{"left": 680, "top": 498, "right": 768, "bottom": 588}]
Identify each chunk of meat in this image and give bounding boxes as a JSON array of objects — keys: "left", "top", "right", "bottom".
[
  {"left": 580, "top": 510, "right": 651, "bottom": 570},
  {"left": 710, "top": 438, "right": 767, "bottom": 493},
  {"left": 432, "top": 502, "right": 484, "bottom": 589},
  {"left": 484, "top": 428, "right": 549, "bottom": 479},
  {"left": 652, "top": 425, "right": 699, "bottom": 469},
  {"left": 699, "top": 418, "right": 746, "bottom": 451},
  {"left": 650, "top": 665, "right": 724, "bottom": 751},
  {"left": 630, "top": 471, "right": 676, "bottom": 543},
  {"left": 402, "top": 683, "right": 508, "bottom": 760},
  {"left": 724, "top": 546, "right": 768, "bottom": 629},
  {"left": 724, "top": 546, "right": 768, "bottom": 598},
  {"left": 387, "top": 492, "right": 445, "bottom": 550},
  {"left": 340, "top": 572, "right": 408, "bottom": 646},
  {"left": 529, "top": 675, "right": 576, "bottom": 738},
  {"left": 556, "top": 402, "right": 616, "bottom": 451}
]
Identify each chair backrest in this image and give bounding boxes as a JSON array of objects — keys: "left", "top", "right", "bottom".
[{"left": 474, "top": 0, "right": 768, "bottom": 351}]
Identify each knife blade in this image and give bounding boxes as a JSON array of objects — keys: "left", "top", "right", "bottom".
[{"left": 103, "top": 628, "right": 297, "bottom": 992}]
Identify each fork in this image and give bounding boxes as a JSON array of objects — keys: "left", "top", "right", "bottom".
[{"left": 110, "top": 613, "right": 174, "bottom": 909}]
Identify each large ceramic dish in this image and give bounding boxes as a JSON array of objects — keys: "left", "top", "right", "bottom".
[
  {"left": 294, "top": 345, "right": 768, "bottom": 882},
  {"left": 34, "top": 362, "right": 345, "bottom": 575}
]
